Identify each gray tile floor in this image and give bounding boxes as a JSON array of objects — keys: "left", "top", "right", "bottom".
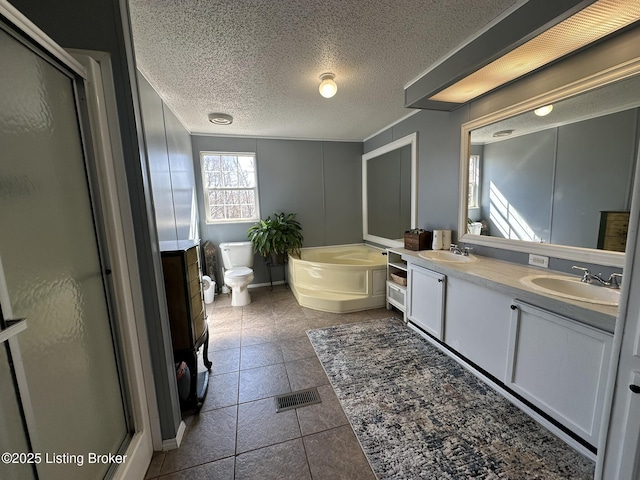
[{"left": 145, "top": 285, "right": 387, "bottom": 480}]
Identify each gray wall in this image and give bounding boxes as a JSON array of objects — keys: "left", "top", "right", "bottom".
[
  {"left": 191, "top": 135, "right": 362, "bottom": 285},
  {"left": 552, "top": 109, "right": 637, "bottom": 248},
  {"left": 480, "top": 109, "right": 638, "bottom": 249},
  {"left": 9, "top": 0, "right": 183, "bottom": 442},
  {"left": 139, "top": 73, "right": 198, "bottom": 242},
  {"left": 481, "top": 129, "right": 556, "bottom": 242}
]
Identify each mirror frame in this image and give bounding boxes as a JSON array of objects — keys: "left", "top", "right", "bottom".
[
  {"left": 363, "top": 132, "right": 418, "bottom": 248},
  {"left": 458, "top": 60, "right": 640, "bottom": 268}
]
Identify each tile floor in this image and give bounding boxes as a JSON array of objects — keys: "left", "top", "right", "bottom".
[{"left": 145, "top": 285, "right": 390, "bottom": 480}]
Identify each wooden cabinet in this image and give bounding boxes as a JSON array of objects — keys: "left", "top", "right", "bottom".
[
  {"left": 407, "top": 263, "right": 445, "bottom": 340},
  {"left": 506, "top": 301, "right": 612, "bottom": 445},
  {"left": 598, "top": 211, "right": 629, "bottom": 252},
  {"left": 160, "top": 240, "right": 211, "bottom": 412},
  {"left": 444, "top": 276, "right": 512, "bottom": 381}
]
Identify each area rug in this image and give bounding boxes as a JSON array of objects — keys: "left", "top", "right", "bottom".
[{"left": 307, "top": 317, "right": 595, "bottom": 480}]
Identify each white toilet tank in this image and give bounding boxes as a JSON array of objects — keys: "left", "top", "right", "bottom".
[{"left": 220, "top": 242, "right": 254, "bottom": 269}]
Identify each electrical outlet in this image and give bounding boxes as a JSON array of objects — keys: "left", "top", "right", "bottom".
[{"left": 529, "top": 254, "right": 549, "bottom": 268}]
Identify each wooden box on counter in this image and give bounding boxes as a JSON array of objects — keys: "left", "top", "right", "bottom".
[{"left": 404, "top": 230, "right": 431, "bottom": 251}]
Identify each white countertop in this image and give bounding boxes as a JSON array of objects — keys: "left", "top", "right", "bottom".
[{"left": 395, "top": 248, "right": 618, "bottom": 333}]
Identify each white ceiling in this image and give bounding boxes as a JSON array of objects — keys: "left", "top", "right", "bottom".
[{"left": 128, "top": 0, "right": 520, "bottom": 141}]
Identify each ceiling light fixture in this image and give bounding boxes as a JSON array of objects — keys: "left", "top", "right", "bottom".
[
  {"left": 534, "top": 105, "right": 554, "bottom": 116},
  {"left": 493, "top": 129, "right": 514, "bottom": 138},
  {"left": 208, "top": 113, "right": 233, "bottom": 125},
  {"left": 319, "top": 73, "right": 337, "bottom": 98},
  {"left": 429, "top": 0, "right": 640, "bottom": 104}
]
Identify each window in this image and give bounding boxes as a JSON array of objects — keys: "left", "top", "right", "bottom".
[
  {"left": 200, "top": 152, "right": 260, "bottom": 223},
  {"left": 468, "top": 155, "right": 480, "bottom": 208}
]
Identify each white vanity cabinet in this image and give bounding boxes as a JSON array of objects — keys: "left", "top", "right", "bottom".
[
  {"left": 507, "top": 302, "right": 612, "bottom": 445},
  {"left": 406, "top": 263, "right": 445, "bottom": 340},
  {"left": 444, "top": 276, "right": 512, "bottom": 381}
]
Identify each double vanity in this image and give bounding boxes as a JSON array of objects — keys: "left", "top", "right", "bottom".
[{"left": 386, "top": 248, "right": 617, "bottom": 456}]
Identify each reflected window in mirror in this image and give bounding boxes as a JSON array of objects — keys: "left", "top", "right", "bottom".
[{"left": 468, "top": 154, "right": 480, "bottom": 209}]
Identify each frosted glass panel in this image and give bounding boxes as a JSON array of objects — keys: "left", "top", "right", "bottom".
[{"left": 0, "top": 29, "right": 127, "bottom": 479}]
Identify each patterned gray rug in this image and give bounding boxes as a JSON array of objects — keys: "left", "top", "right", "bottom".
[{"left": 307, "top": 317, "right": 595, "bottom": 480}]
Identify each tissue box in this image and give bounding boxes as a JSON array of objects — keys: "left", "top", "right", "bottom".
[{"left": 404, "top": 230, "right": 431, "bottom": 251}]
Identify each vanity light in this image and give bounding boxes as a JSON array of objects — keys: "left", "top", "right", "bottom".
[
  {"left": 319, "top": 73, "right": 337, "bottom": 98},
  {"left": 423, "top": 0, "right": 640, "bottom": 105},
  {"left": 493, "top": 129, "right": 514, "bottom": 138},
  {"left": 534, "top": 105, "right": 554, "bottom": 116},
  {"left": 208, "top": 113, "right": 233, "bottom": 125}
]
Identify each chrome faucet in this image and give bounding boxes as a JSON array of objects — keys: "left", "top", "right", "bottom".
[
  {"left": 449, "top": 244, "right": 463, "bottom": 255},
  {"left": 572, "top": 266, "right": 622, "bottom": 289},
  {"left": 449, "top": 244, "right": 473, "bottom": 256}
]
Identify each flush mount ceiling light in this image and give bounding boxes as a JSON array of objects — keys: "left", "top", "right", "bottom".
[
  {"left": 319, "top": 73, "right": 337, "bottom": 98},
  {"left": 534, "top": 105, "right": 554, "bottom": 116},
  {"left": 493, "top": 129, "right": 514, "bottom": 138},
  {"left": 208, "top": 113, "right": 233, "bottom": 125},
  {"left": 406, "top": 0, "right": 640, "bottom": 110}
]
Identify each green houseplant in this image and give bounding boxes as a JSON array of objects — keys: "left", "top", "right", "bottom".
[{"left": 247, "top": 212, "right": 304, "bottom": 264}]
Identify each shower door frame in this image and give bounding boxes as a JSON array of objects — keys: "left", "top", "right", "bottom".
[{"left": 0, "top": 2, "right": 154, "bottom": 478}]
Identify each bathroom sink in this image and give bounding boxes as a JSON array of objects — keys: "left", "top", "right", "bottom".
[
  {"left": 520, "top": 274, "right": 620, "bottom": 306},
  {"left": 418, "top": 250, "right": 478, "bottom": 263}
]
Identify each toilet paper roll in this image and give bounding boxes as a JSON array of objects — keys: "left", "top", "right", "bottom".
[
  {"left": 442, "top": 230, "right": 452, "bottom": 250},
  {"left": 432, "top": 230, "right": 443, "bottom": 250}
]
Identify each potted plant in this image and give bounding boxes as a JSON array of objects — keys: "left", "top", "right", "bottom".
[{"left": 247, "top": 212, "right": 304, "bottom": 265}]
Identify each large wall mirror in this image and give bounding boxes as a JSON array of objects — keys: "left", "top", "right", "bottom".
[
  {"left": 459, "top": 61, "right": 640, "bottom": 268},
  {"left": 363, "top": 132, "right": 418, "bottom": 248}
]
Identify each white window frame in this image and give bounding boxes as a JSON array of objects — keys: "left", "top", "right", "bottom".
[
  {"left": 468, "top": 154, "right": 480, "bottom": 209},
  {"left": 200, "top": 151, "right": 261, "bottom": 224}
]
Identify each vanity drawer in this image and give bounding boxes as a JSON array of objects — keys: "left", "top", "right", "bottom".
[{"left": 387, "top": 281, "right": 406, "bottom": 310}]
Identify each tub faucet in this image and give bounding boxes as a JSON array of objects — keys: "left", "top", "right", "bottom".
[{"left": 572, "top": 266, "right": 622, "bottom": 289}]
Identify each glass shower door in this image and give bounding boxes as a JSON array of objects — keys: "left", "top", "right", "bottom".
[{"left": 0, "top": 20, "right": 129, "bottom": 480}]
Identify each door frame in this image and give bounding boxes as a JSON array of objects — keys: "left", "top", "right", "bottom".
[
  {"left": 0, "top": 2, "right": 154, "bottom": 478},
  {"left": 595, "top": 77, "right": 640, "bottom": 477}
]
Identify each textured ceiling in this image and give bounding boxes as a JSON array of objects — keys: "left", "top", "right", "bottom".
[{"left": 128, "top": 0, "right": 520, "bottom": 141}]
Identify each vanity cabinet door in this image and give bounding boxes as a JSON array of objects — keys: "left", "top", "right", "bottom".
[
  {"left": 507, "top": 302, "right": 612, "bottom": 445},
  {"left": 407, "top": 263, "right": 445, "bottom": 340},
  {"left": 444, "top": 277, "right": 512, "bottom": 381}
]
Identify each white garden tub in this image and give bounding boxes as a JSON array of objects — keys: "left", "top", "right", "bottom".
[{"left": 287, "top": 244, "right": 387, "bottom": 313}]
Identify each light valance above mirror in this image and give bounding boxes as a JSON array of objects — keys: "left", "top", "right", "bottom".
[
  {"left": 363, "top": 133, "right": 418, "bottom": 248},
  {"left": 458, "top": 59, "right": 640, "bottom": 268}
]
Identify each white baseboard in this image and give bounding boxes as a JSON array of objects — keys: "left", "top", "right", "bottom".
[{"left": 161, "top": 421, "right": 186, "bottom": 451}]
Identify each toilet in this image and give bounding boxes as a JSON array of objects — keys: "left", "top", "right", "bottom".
[{"left": 219, "top": 241, "right": 255, "bottom": 307}]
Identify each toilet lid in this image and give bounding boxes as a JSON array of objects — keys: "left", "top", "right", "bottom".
[{"left": 225, "top": 267, "right": 253, "bottom": 278}]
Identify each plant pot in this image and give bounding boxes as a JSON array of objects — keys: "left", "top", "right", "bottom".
[{"left": 269, "top": 252, "right": 287, "bottom": 266}]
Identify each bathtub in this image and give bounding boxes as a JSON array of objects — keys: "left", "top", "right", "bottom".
[{"left": 287, "top": 244, "right": 387, "bottom": 313}]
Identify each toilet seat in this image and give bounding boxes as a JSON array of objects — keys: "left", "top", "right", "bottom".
[{"left": 225, "top": 267, "right": 253, "bottom": 278}]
